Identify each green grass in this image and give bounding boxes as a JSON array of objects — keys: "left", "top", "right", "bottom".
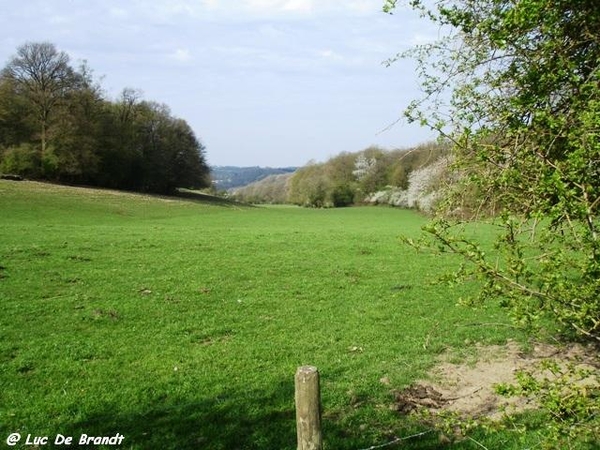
[{"left": 0, "top": 181, "right": 531, "bottom": 449}]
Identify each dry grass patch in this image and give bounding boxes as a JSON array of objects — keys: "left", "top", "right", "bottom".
[{"left": 393, "top": 340, "right": 599, "bottom": 421}]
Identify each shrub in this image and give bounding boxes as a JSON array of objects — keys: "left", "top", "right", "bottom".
[{"left": 0, "top": 143, "right": 40, "bottom": 178}]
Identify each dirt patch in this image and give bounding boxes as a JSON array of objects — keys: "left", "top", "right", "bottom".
[{"left": 391, "top": 340, "right": 599, "bottom": 420}]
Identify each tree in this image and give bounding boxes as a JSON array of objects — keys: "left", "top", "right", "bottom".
[
  {"left": 2, "top": 42, "right": 75, "bottom": 171},
  {"left": 327, "top": 152, "right": 359, "bottom": 206},
  {"left": 355, "top": 147, "right": 390, "bottom": 195},
  {"left": 131, "top": 101, "right": 210, "bottom": 194},
  {"left": 288, "top": 162, "right": 331, "bottom": 207},
  {"left": 386, "top": 0, "right": 600, "bottom": 444},
  {"left": 0, "top": 77, "right": 36, "bottom": 149},
  {"left": 93, "top": 88, "right": 145, "bottom": 190},
  {"left": 51, "top": 61, "right": 105, "bottom": 182},
  {"left": 163, "top": 118, "right": 211, "bottom": 191},
  {"left": 387, "top": 0, "right": 600, "bottom": 337}
]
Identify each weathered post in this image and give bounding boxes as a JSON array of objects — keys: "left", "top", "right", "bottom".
[{"left": 295, "top": 366, "right": 322, "bottom": 450}]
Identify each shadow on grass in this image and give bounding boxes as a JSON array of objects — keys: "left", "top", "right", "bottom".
[
  {"left": 175, "top": 189, "right": 252, "bottom": 208},
  {"left": 65, "top": 381, "right": 293, "bottom": 449},
  {"left": 64, "top": 379, "right": 448, "bottom": 450}
]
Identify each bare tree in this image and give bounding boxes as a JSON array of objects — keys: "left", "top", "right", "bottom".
[
  {"left": 2, "top": 42, "right": 74, "bottom": 165},
  {"left": 117, "top": 87, "right": 143, "bottom": 124}
]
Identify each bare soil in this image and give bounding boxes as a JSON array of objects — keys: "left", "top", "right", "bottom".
[{"left": 391, "top": 340, "right": 599, "bottom": 420}]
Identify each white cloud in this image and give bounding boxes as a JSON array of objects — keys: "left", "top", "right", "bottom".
[
  {"left": 281, "top": 0, "right": 313, "bottom": 13},
  {"left": 201, "top": 0, "right": 220, "bottom": 9},
  {"left": 170, "top": 48, "right": 192, "bottom": 62},
  {"left": 185, "top": 0, "right": 379, "bottom": 18},
  {"left": 239, "top": 0, "right": 313, "bottom": 15},
  {"left": 156, "top": 0, "right": 196, "bottom": 16}
]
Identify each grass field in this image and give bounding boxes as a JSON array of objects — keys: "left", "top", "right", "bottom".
[{"left": 0, "top": 181, "right": 533, "bottom": 449}]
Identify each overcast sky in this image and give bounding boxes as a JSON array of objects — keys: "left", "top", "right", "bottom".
[{"left": 0, "top": 0, "right": 441, "bottom": 167}]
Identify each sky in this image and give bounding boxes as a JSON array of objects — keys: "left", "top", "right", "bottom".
[{"left": 0, "top": 0, "right": 441, "bottom": 167}]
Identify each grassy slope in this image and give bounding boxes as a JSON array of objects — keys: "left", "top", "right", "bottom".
[{"left": 0, "top": 181, "right": 526, "bottom": 449}]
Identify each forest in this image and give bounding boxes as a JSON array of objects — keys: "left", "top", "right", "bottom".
[{"left": 0, "top": 42, "right": 210, "bottom": 194}]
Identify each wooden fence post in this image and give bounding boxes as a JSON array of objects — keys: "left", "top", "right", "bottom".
[{"left": 295, "top": 366, "right": 322, "bottom": 450}]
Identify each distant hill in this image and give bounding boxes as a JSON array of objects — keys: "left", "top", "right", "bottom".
[
  {"left": 230, "top": 173, "right": 294, "bottom": 204},
  {"left": 210, "top": 166, "right": 298, "bottom": 190}
]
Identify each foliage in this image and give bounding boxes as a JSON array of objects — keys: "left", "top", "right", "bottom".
[
  {"left": 0, "top": 42, "right": 210, "bottom": 194},
  {"left": 287, "top": 160, "right": 331, "bottom": 207},
  {"left": 496, "top": 360, "right": 599, "bottom": 449},
  {"left": 386, "top": 0, "right": 600, "bottom": 446},
  {"left": 0, "top": 143, "right": 40, "bottom": 176}
]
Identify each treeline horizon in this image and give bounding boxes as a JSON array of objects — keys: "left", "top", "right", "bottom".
[
  {"left": 232, "top": 141, "right": 450, "bottom": 209},
  {"left": 0, "top": 42, "right": 210, "bottom": 194}
]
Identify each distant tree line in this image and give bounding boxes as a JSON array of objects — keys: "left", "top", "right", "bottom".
[
  {"left": 211, "top": 165, "right": 297, "bottom": 190},
  {"left": 0, "top": 42, "right": 210, "bottom": 194},
  {"left": 233, "top": 142, "right": 449, "bottom": 209}
]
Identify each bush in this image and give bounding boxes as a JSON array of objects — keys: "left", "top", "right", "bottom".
[
  {"left": 0, "top": 143, "right": 40, "bottom": 178},
  {"left": 365, "top": 157, "right": 449, "bottom": 212},
  {"left": 330, "top": 183, "right": 355, "bottom": 207}
]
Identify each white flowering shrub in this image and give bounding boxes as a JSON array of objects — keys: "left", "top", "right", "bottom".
[
  {"left": 352, "top": 153, "right": 377, "bottom": 181},
  {"left": 365, "top": 157, "right": 449, "bottom": 213}
]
